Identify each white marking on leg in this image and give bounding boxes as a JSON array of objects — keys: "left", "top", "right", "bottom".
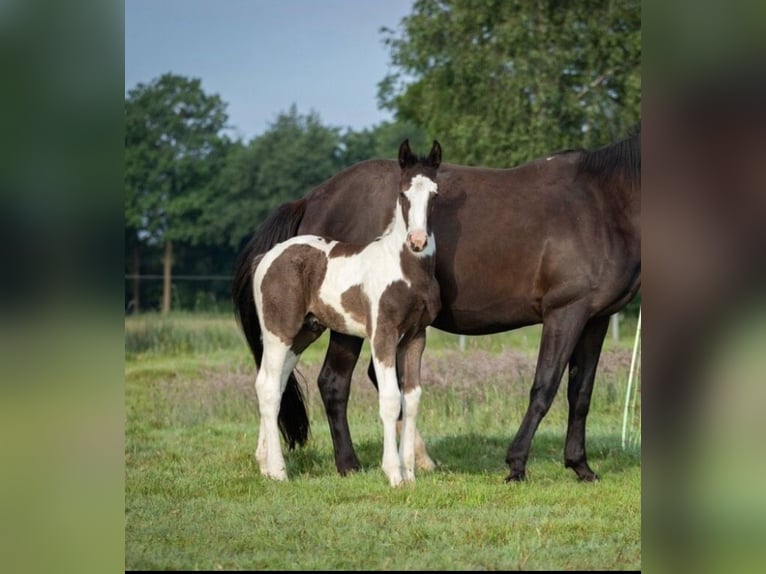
[
  {"left": 374, "top": 360, "right": 403, "bottom": 487},
  {"left": 414, "top": 427, "right": 436, "bottom": 471},
  {"left": 280, "top": 350, "right": 299, "bottom": 393},
  {"left": 254, "top": 333, "right": 290, "bottom": 481},
  {"left": 400, "top": 385, "right": 422, "bottom": 482},
  {"left": 255, "top": 416, "right": 267, "bottom": 468}
]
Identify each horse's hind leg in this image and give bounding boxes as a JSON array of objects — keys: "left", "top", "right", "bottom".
[
  {"left": 506, "top": 304, "right": 589, "bottom": 482},
  {"left": 255, "top": 334, "right": 290, "bottom": 481},
  {"left": 317, "top": 331, "right": 364, "bottom": 475},
  {"left": 564, "top": 315, "right": 609, "bottom": 481}
]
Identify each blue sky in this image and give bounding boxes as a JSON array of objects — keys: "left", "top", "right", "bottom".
[{"left": 125, "top": 0, "right": 415, "bottom": 141}]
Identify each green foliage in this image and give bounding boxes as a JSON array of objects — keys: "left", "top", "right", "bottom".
[
  {"left": 340, "top": 119, "right": 429, "bottom": 164},
  {"left": 208, "top": 105, "right": 346, "bottom": 249},
  {"left": 379, "top": 0, "right": 641, "bottom": 166},
  {"left": 125, "top": 73, "right": 231, "bottom": 246}
]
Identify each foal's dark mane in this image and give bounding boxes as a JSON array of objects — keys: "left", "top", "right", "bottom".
[{"left": 577, "top": 123, "right": 641, "bottom": 187}]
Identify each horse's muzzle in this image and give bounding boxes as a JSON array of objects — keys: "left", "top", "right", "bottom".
[{"left": 407, "top": 230, "right": 428, "bottom": 252}]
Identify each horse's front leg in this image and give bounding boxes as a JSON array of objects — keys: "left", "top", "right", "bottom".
[
  {"left": 317, "top": 331, "right": 364, "bottom": 475},
  {"left": 564, "top": 315, "right": 610, "bottom": 481},
  {"left": 398, "top": 329, "right": 427, "bottom": 483},
  {"left": 371, "top": 337, "right": 404, "bottom": 487}
]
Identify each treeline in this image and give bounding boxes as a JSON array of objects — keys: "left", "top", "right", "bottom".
[{"left": 125, "top": 0, "right": 640, "bottom": 314}]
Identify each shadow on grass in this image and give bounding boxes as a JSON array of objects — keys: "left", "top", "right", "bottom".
[
  {"left": 426, "top": 431, "right": 641, "bottom": 478},
  {"left": 293, "top": 432, "right": 642, "bottom": 479}
]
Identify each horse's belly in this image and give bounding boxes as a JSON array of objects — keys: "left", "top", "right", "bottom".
[
  {"left": 311, "top": 292, "right": 369, "bottom": 339},
  {"left": 433, "top": 301, "right": 539, "bottom": 335}
]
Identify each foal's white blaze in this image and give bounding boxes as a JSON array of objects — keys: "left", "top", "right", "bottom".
[{"left": 403, "top": 174, "right": 437, "bottom": 257}]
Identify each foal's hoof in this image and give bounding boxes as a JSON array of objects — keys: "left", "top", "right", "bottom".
[
  {"left": 261, "top": 467, "right": 288, "bottom": 481},
  {"left": 384, "top": 469, "right": 404, "bottom": 487},
  {"left": 416, "top": 454, "right": 437, "bottom": 472}
]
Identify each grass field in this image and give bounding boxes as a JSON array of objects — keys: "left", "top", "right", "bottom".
[{"left": 125, "top": 312, "right": 641, "bottom": 570}]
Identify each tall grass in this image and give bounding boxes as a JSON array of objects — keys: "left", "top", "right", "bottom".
[{"left": 125, "top": 310, "right": 638, "bottom": 358}]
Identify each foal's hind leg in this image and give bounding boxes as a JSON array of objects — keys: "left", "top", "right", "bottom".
[
  {"left": 255, "top": 334, "right": 291, "bottom": 480},
  {"left": 564, "top": 315, "right": 609, "bottom": 481},
  {"left": 506, "top": 304, "right": 589, "bottom": 482}
]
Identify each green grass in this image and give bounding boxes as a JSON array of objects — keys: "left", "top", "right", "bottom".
[{"left": 125, "top": 313, "right": 641, "bottom": 570}]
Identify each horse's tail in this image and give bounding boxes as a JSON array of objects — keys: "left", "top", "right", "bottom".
[{"left": 232, "top": 198, "right": 310, "bottom": 449}]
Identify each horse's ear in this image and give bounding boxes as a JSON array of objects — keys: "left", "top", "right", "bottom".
[
  {"left": 398, "top": 139, "right": 413, "bottom": 169},
  {"left": 427, "top": 140, "right": 442, "bottom": 169}
]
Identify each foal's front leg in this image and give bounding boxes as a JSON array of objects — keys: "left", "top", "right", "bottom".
[
  {"left": 367, "top": 358, "right": 436, "bottom": 472},
  {"left": 398, "top": 330, "right": 426, "bottom": 482},
  {"left": 371, "top": 340, "right": 404, "bottom": 487}
]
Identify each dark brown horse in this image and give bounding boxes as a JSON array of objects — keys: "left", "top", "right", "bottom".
[{"left": 233, "top": 125, "right": 640, "bottom": 482}]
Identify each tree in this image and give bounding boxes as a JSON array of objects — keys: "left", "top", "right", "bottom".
[
  {"left": 208, "top": 105, "right": 345, "bottom": 251},
  {"left": 125, "top": 73, "right": 230, "bottom": 313},
  {"left": 339, "top": 119, "right": 428, "bottom": 166},
  {"left": 379, "top": 0, "right": 641, "bottom": 166}
]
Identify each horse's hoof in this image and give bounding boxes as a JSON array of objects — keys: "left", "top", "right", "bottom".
[
  {"left": 566, "top": 461, "right": 600, "bottom": 482},
  {"left": 505, "top": 471, "right": 526, "bottom": 483},
  {"left": 338, "top": 466, "right": 358, "bottom": 477},
  {"left": 578, "top": 472, "right": 600, "bottom": 482},
  {"left": 335, "top": 456, "right": 362, "bottom": 476}
]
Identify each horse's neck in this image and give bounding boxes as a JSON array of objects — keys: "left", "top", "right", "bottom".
[
  {"left": 610, "top": 178, "right": 641, "bottom": 240},
  {"left": 378, "top": 201, "right": 408, "bottom": 253}
]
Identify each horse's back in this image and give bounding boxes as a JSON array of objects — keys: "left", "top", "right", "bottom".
[{"left": 301, "top": 160, "right": 401, "bottom": 243}]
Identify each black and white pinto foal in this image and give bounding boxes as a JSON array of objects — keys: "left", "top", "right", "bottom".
[{"left": 250, "top": 140, "right": 443, "bottom": 486}]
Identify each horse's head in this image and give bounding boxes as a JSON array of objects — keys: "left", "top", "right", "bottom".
[{"left": 397, "top": 139, "right": 441, "bottom": 254}]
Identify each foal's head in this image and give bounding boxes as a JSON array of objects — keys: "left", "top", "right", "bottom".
[{"left": 397, "top": 139, "right": 442, "bottom": 254}]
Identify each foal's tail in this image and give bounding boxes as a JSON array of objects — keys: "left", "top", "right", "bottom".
[{"left": 232, "top": 199, "right": 310, "bottom": 449}]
